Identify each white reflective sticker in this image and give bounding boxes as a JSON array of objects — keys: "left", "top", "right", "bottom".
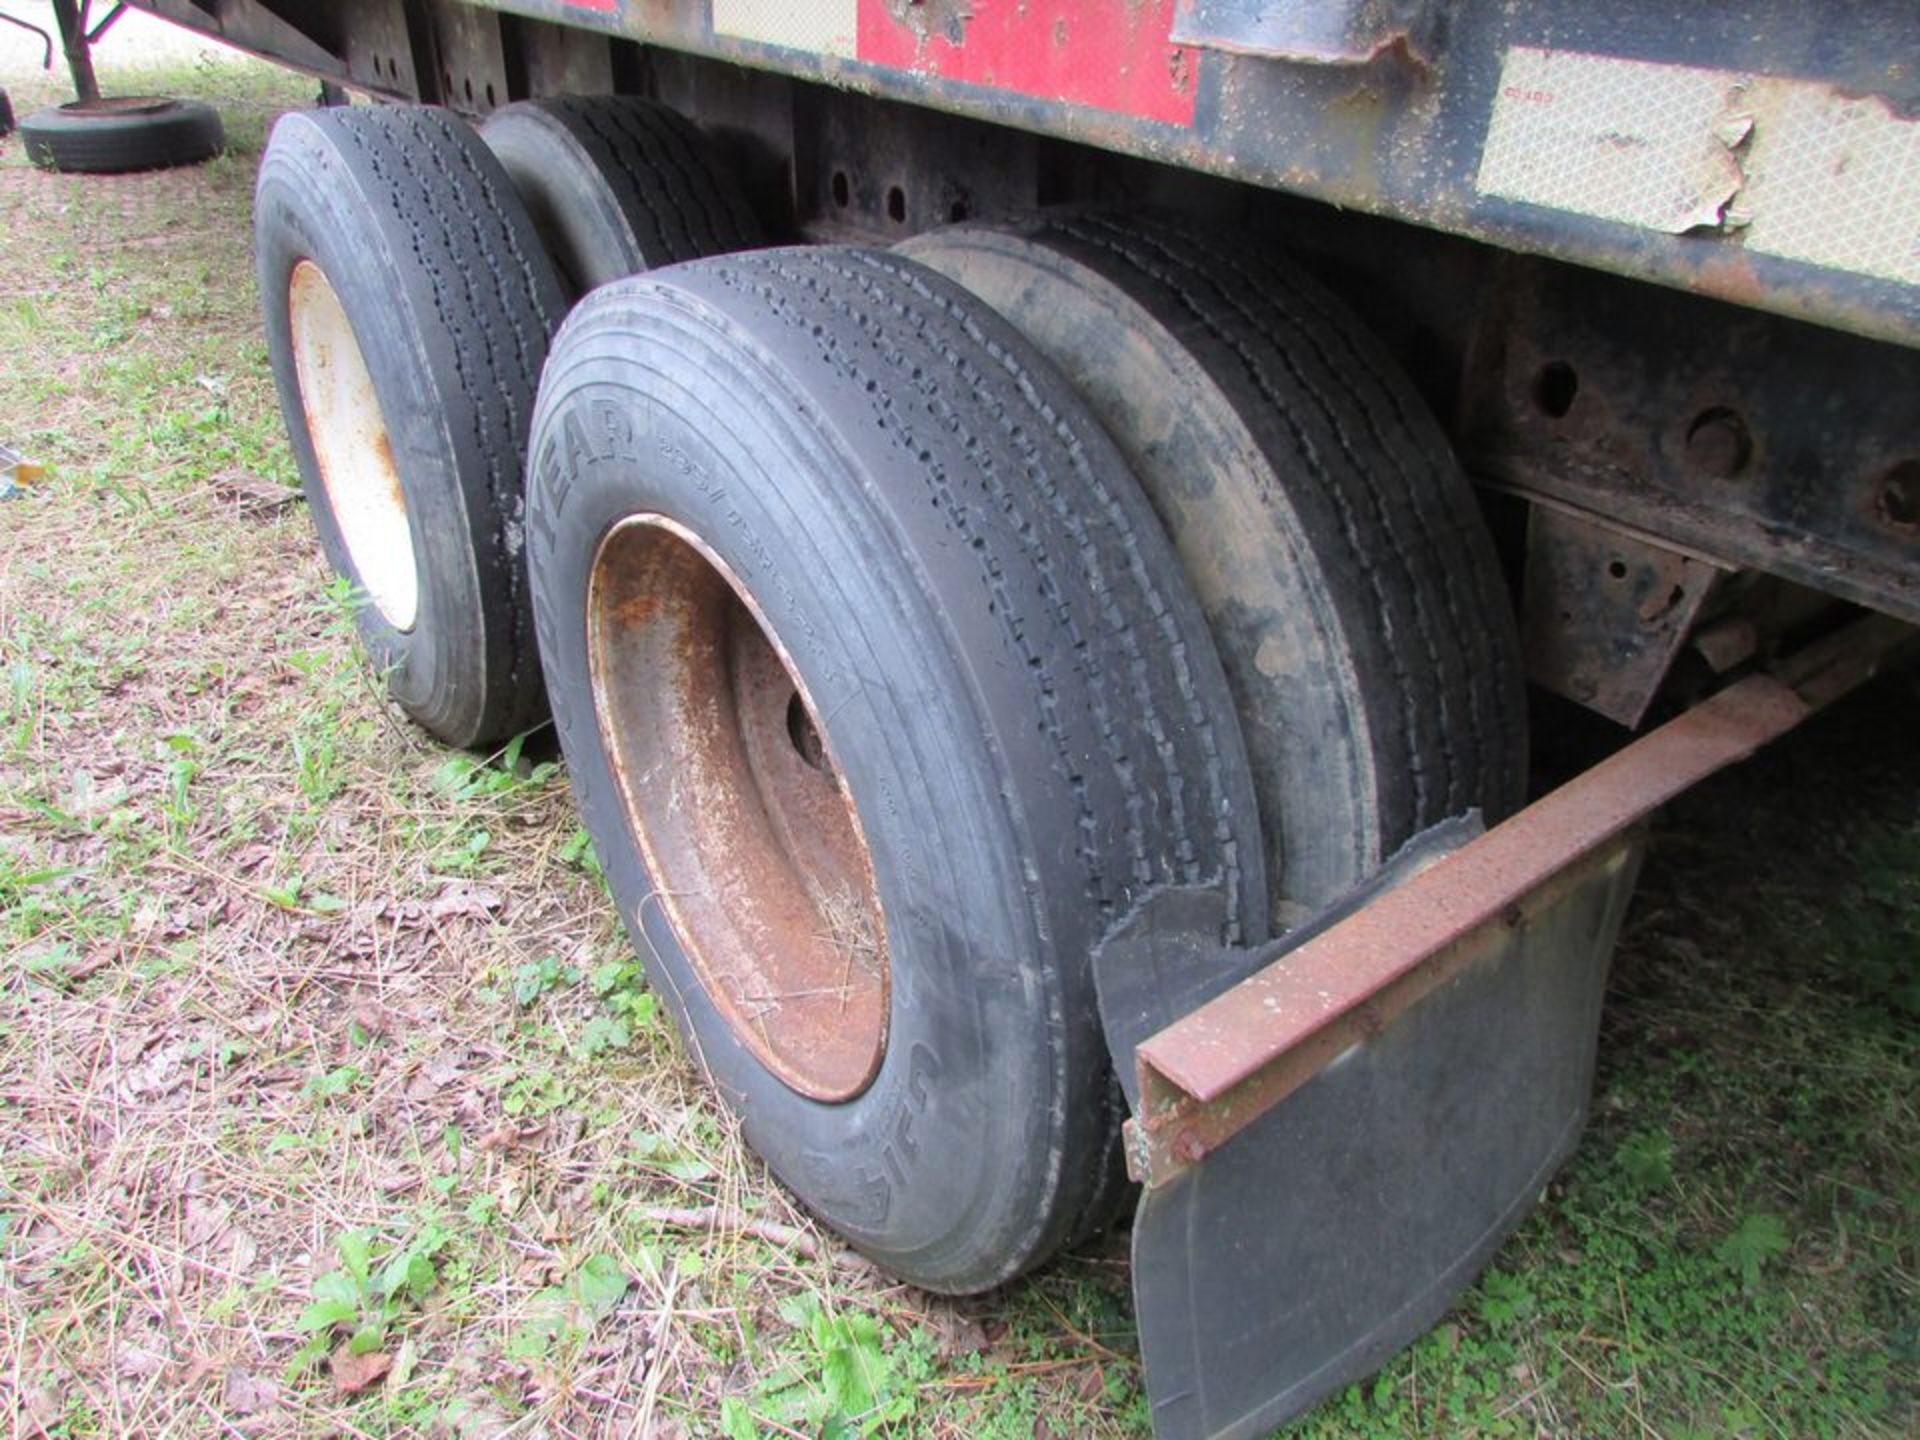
[
  {"left": 1478, "top": 48, "right": 1749, "bottom": 235},
  {"left": 1739, "top": 85, "right": 1920, "bottom": 287},
  {"left": 1478, "top": 46, "right": 1920, "bottom": 288},
  {"left": 712, "top": 0, "right": 858, "bottom": 57}
]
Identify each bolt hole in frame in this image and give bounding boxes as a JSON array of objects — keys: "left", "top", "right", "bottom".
[
  {"left": 1877, "top": 459, "right": 1920, "bottom": 531},
  {"left": 1534, "top": 359, "right": 1579, "bottom": 417}
]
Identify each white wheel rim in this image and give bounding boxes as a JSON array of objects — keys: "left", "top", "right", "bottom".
[{"left": 288, "top": 259, "right": 418, "bottom": 631}]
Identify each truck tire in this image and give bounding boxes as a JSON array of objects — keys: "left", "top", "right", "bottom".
[
  {"left": 255, "top": 106, "right": 567, "bottom": 748},
  {"left": 526, "top": 246, "right": 1268, "bottom": 1291},
  {"left": 0, "top": 91, "right": 14, "bottom": 139},
  {"left": 479, "top": 96, "right": 762, "bottom": 300},
  {"left": 901, "top": 214, "right": 1528, "bottom": 925},
  {"left": 19, "top": 97, "right": 223, "bottom": 173}
]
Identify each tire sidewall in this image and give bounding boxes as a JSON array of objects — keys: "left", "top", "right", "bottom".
[
  {"left": 22, "top": 100, "right": 222, "bottom": 172},
  {"left": 528, "top": 353, "right": 1066, "bottom": 1290},
  {"left": 255, "top": 117, "right": 492, "bottom": 740},
  {"left": 480, "top": 105, "right": 639, "bottom": 297}
]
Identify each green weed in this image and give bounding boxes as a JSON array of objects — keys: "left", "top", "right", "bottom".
[{"left": 290, "top": 1225, "right": 451, "bottom": 1377}]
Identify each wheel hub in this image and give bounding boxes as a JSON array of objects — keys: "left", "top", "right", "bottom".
[
  {"left": 587, "top": 515, "right": 890, "bottom": 1101},
  {"left": 287, "top": 258, "right": 417, "bottom": 631}
]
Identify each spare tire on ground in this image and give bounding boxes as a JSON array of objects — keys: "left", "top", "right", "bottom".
[
  {"left": 20, "top": 96, "right": 223, "bottom": 173},
  {"left": 255, "top": 105, "right": 567, "bottom": 748},
  {"left": 480, "top": 95, "right": 762, "bottom": 299}
]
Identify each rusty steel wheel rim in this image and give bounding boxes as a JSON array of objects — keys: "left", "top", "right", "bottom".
[
  {"left": 588, "top": 515, "right": 890, "bottom": 1101},
  {"left": 287, "top": 258, "right": 418, "bottom": 631}
]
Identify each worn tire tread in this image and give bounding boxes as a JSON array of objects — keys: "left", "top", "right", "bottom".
[
  {"left": 257, "top": 105, "right": 565, "bottom": 745},
  {"left": 484, "top": 95, "right": 761, "bottom": 293},
  {"left": 529, "top": 245, "right": 1266, "bottom": 1287},
  {"left": 1047, "top": 213, "right": 1527, "bottom": 837}
]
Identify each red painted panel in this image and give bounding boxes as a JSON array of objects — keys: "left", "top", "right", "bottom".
[
  {"left": 551, "top": 0, "right": 618, "bottom": 12},
  {"left": 856, "top": 1, "right": 1198, "bottom": 126}
]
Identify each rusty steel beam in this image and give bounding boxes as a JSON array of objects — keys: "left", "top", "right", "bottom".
[
  {"left": 1127, "top": 614, "right": 1914, "bottom": 1188},
  {"left": 49, "top": 0, "right": 100, "bottom": 102}
]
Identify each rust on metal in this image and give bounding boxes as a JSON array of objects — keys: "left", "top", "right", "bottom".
[
  {"left": 1169, "top": 0, "right": 1439, "bottom": 68},
  {"left": 587, "top": 514, "right": 890, "bottom": 1103},
  {"left": 1690, "top": 615, "right": 1760, "bottom": 675},
  {"left": 1129, "top": 616, "right": 1912, "bottom": 1187},
  {"left": 1521, "top": 502, "right": 1724, "bottom": 727},
  {"left": 286, "top": 257, "right": 416, "bottom": 631},
  {"left": 1875, "top": 462, "right": 1920, "bottom": 536}
]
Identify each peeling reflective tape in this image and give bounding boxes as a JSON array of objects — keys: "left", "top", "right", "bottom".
[
  {"left": 1478, "top": 48, "right": 1748, "bottom": 235},
  {"left": 1478, "top": 46, "right": 1920, "bottom": 289},
  {"left": 1738, "top": 86, "right": 1920, "bottom": 288},
  {"left": 713, "top": 0, "right": 858, "bottom": 58}
]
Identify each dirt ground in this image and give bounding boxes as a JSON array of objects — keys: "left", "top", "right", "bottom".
[{"left": 0, "top": 18, "right": 1915, "bottom": 1440}]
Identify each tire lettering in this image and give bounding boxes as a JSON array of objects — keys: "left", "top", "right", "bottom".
[
  {"left": 560, "top": 411, "right": 597, "bottom": 476},
  {"left": 907, "top": 1039, "right": 940, "bottom": 1106},
  {"left": 653, "top": 433, "right": 827, "bottom": 672},
  {"left": 530, "top": 432, "right": 567, "bottom": 556},
  {"left": 592, "top": 399, "right": 638, "bottom": 460},
  {"left": 871, "top": 1042, "right": 941, "bottom": 1195}
]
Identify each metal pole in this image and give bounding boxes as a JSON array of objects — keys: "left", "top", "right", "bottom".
[{"left": 49, "top": 0, "right": 99, "bottom": 105}]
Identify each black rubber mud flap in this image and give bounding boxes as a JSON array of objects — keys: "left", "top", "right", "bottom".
[
  {"left": 1107, "top": 839, "right": 1642, "bottom": 1440},
  {"left": 1094, "top": 817, "right": 1481, "bottom": 1112}
]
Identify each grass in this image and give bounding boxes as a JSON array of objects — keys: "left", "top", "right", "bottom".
[{"left": 1, "top": 38, "right": 1915, "bottom": 1440}]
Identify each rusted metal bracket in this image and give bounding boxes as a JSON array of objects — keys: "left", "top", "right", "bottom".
[
  {"left": 1125, "top": 613, "right": 1914, "bottom": 1190},
  {"left": 49, "top": 0, "right": 100, "bottom": 102},
  {"left": 1522, "top": 502, "right": 1726, "bottom": 726},
  {"left": 1170, "top": 0, "right": 1441, "bottom": 67}
]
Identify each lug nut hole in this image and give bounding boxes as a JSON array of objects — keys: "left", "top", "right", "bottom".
[{"left": 787, "top": 690, "right": 830, "bottom": 772}]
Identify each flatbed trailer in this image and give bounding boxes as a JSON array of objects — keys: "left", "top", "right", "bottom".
[{"left": 37, "top": 2, "right": 1919, "bottom": 1434}]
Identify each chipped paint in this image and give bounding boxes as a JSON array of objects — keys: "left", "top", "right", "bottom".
[
  {"left": 881, "top": 0, "right": 972, "bottom": 47},
  {"left": 1170, "top": 0, "right": 1439, "bottom": 68}
]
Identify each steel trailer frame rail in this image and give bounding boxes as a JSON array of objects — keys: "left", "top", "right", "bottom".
[{"left": 127, "top": 0, "right": 1920, "bottom": 351}]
